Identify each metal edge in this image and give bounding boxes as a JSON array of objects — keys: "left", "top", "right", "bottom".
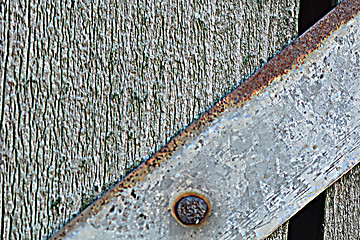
[{"left": 50, "top": 0, "right": 360, "bottom": 238}]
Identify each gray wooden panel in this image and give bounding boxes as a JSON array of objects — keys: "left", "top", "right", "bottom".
[
  {"left": 0, "top": 0, "right": 298, "bottom": 239},
  {"left": 324, "top": 164, "right": 360, "bottom": 239}
]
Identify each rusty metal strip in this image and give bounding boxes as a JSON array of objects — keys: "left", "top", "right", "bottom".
[{"left": 51, "top": 0, "right": 360, "bottom": 239}]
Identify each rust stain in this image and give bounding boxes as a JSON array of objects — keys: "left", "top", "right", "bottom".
[{"left": 50, "top": 0, "right": 360, "bottom": 238}]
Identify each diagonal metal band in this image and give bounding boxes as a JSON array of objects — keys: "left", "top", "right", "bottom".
[{"left": 51, "top": 0, "right": 360, "bottom": 239}]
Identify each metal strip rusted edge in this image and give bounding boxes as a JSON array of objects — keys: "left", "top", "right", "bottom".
[{"left": 50, "top": 0, "right": 360, "bottom": 238}]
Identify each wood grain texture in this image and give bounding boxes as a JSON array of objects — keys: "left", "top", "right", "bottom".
[
  {"left": 324, "top": 164, "right": 360, "bottom": 239},
  {"left": 266, "top": 222, "right": 289, "bottom": 240},
  {"left": 0, "top": 0, "right": 298, "bottom": 239}
]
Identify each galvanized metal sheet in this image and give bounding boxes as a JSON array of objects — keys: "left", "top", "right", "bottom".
[{"left": 51, "top": 1, "right": 360, "bottom": 239}]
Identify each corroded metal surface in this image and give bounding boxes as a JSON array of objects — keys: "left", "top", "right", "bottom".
[{"left": 51, "top": 0, "right": 360, "bottom": 239}]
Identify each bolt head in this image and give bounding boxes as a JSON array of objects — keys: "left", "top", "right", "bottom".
[{"left": 171, "top": 192, "right": 211, "bottom": 226}]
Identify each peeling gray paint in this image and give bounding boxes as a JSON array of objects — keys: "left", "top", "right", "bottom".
[{"left": 55, "top": 6, "right": 360, "bottom": 240}]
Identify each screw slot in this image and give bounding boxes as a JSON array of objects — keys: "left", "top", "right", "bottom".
[{"left": 171, "top": 192, "right": 211, "bottom": 226}]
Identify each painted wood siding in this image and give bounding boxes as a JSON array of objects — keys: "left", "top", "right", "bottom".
[
  {"left": 324, "top": 165, "right": 360, "bottom": 239},
  {"left": 0, "top": 0, "right": 299, "bottom": 239}
]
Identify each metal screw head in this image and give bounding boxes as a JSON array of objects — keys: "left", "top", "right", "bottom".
[{"left": 171, "top": 192, "right": 211, "bottom": 226}]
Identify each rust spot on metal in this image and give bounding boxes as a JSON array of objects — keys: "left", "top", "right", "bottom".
[
  {"left": 49, "top": 0, "right": 360, "bottom": 239},
  {"left": 171, "top": 192, "right": 211, "bottom": 227}
]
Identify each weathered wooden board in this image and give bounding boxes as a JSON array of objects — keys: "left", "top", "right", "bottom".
[
  {"left": 50, "top": 1, "right": 360, "bottom": 239},
  {"left": 324, "top": 164, "right": 360, "bottom": 239},
  {"left": 0, "top": 0, "right": 299, "bottom": 239}
]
